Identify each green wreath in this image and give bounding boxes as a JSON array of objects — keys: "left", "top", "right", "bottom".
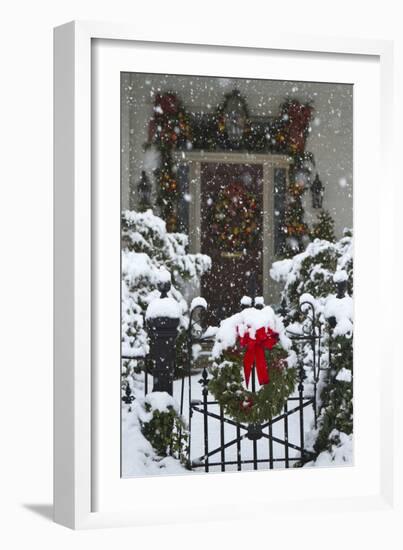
[
  {"left": 209, "top": 181, "right": 261, "bottom": 252},
  {"left": 209, "top": 345, "right": 296, "bottom": 424}
]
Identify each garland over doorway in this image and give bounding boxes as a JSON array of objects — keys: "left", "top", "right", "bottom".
[{"left": 146, "top": 89, "right": 318, "bottom": 256}]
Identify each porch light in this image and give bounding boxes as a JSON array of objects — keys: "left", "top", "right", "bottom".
[
  {"left": 310, "top": 173, "right": 324, "bottom": 209},
  {"left": 137, "top": 170, "right": 152, "bottom": 211}
]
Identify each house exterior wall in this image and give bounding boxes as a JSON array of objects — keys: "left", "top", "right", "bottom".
[{"left": 121, "top": 73, "right": 353, "bottom": 239}]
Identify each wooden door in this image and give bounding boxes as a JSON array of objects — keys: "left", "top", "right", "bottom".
[{"left": 200, "top": 163, "right": 264, "bottom": 325}]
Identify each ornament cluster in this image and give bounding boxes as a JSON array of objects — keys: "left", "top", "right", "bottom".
[
  {"left": 147, "top": 91, "right": 316, "bottom": 239},
  {"left": 209, "top": 181, "right": 261, "bottom": 252}
]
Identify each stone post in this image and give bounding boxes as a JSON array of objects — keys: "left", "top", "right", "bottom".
[{"left": 146, "top": 277, "right": 180, "bottom": 395}]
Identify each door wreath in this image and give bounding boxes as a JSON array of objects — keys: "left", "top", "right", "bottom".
[
  {"left": 209, "top": 181, "right": 261, "bottom": 252},
  {"left": 209, "top": 307, "right": 297, "bottom": 424}
]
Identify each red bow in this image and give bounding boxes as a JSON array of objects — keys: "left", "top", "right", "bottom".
[{"left": 239, "top": 327, "right": 279, "bottom": 387}]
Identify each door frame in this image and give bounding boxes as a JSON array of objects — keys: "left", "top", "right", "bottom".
[{"left": 173, "top": 151, "right": 290, "bottom": 304}]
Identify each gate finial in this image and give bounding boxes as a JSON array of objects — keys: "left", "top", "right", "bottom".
[{"left": 247, "top": 271, "right": 257, "bottom": 301}]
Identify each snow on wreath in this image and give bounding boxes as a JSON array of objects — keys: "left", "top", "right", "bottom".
[{"left": 209, "top": 306, "right": 297, "bottom": 424}]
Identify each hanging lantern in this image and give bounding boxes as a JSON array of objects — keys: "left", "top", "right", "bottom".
[
  {"left": 137, "top": 170, "right": 152, "bottom": 212},
  {"left": 310, "top": 173, "right": 324, "bottom": 209},
  {"left": 221, "top": 90, "right": 249, "bottom": 148}
]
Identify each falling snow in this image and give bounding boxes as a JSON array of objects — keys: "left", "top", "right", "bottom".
[{"left": 120, "top": 72, "right": 354, "bottom": 477}]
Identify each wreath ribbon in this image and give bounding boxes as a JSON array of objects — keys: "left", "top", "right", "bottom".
[{"left": 239, "top": 327, "right": 279, "bottom": 387}]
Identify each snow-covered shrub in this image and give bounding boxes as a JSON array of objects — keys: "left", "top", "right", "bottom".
[
  {"left": 139, "top": 392, "right": 188, "bottom": 462},
  {"left": 122, "top": 387, "right": 188, "bottom": 477},
  {"left": 121, "top": 209, "right": 211, "bottom": 365},
  {"left": 271, "top": 231, "right": 353, "bottom": 323},
  {"left": 270, "top": 230, "right": 353, "bottom": 466},
  {"left": 121, "top": 209, "right": 210, "bottom": 476}
]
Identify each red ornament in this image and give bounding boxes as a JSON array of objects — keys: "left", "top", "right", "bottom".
[
  {"left": 240, "top": 396, "right": 254, "bottom": 411},
  {"left": 272, "top": 358, "right": 287, "bottom": 370}
]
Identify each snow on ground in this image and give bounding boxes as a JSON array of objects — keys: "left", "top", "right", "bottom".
[
  {"left": 121, "top": 372, "right": 189, "bottom": 478},
  {"left": 181, "top": 373, "right": 314, "bottom": 472},
  {"left": 122, "top": 370, "right": 316, "bottom": 477},
  {"left": 122, "top": 404, "right": 187, "bottom": 477},
  {"left": 304, "top": 431, "right": 353, "bottom": 468}
]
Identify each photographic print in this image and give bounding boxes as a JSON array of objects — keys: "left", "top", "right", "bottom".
[{"left": 120, "top": 73, "right": 353, "bottom": 477}]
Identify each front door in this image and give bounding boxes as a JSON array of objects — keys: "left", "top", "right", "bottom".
[{"left": 200, "top": 163, "right": 264, "bottom": 325}]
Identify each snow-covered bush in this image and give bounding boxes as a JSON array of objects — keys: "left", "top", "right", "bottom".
[
  {"left": 139, "top": 392, "right": 188, "bottom": 462},
  {"left": 270, "top": 230, "right": 353, "bottom": 466},
  {"left": 121, "top": 209, "right": 210, "bottom": 476},
  {"left": 121, "top": 209, "right": 211, "bottom": 364},
  {"left": 122, "top": 388, "right": 188, "bottom": 477},
  {"left": 271, "top": 231, "right": 353, "bottom": 324}
]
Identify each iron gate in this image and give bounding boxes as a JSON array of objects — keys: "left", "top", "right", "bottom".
[
  {"left": 122, "top": 285, "right": 326, "bottom": 472},
  {"left": 179, "top": 299, "right": 323, "bottom": 472}
]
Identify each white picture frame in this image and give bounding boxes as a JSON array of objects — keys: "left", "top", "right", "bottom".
[{"left": 54, "top": 20, "right": 398, "bottom": 530}]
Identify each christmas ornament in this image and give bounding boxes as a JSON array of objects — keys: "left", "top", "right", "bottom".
[{"left": 209, "top": 336, "right": 296, "bottom": 424}]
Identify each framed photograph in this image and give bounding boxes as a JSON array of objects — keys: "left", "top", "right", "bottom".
[{"left": 54, "top": 21, "right": 396, "bottom": 529}]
